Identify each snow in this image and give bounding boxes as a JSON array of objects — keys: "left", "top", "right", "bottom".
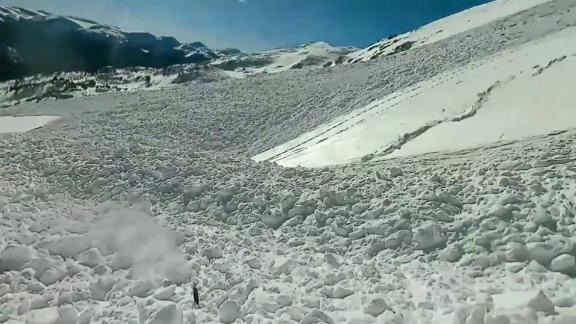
[
  {"left": 215, "top": 42, "right": 356, "bottom": 75},
  {"left": 66, "top": 17, "right": 99, "bottom": 29},
  {"left": 0, "top": 116, "right": 61, "bottom": 134},
  {"left": 346, "top": 0, "right": 555, "bottom": 63},
  {"left": 0, "top": 6, "right": 124, "bottom": 38},
  {"left": 1, "top": 1, "right": 576, "bottom": 324},
  {"left": 0, "top": 69, "right": 183, "bottom": 107},
  {"left": 185, "top": 51, "right": 200, "bottom": 58},
  {"left": 254, "top": 25, "right": 576, "bottom": 167},
  {"left": 0, "top": 6, "right": 48, "bottom": 21},
  {"left": 219, "top": 300, "right": 241, "bottom": 323},
  {"left": 254, "top": 42, "right": 352, "bottom": 74}
]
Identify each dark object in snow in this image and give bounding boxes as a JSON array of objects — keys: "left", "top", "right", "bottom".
[
  {"left": 193, "top": 284, "right": 200, "bottom": 307},
  {"left": 389, "top": 41, "right": 416, "bottom": 55}
]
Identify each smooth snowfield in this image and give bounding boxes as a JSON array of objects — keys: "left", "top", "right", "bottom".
[
  {"left": 254, "top": 26, "right": 576, "bottom": 167},
  {"left": 1, "top": 1, "right": 576, "bottom": 324},
  {"left": 0, "top": 116, "right": 60, "bottom": 134}
]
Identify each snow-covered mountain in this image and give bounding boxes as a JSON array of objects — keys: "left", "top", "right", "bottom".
[
  {"left": 212, "top": 42, "right": 356, "bottom": 75},
  {"left": 0, "top": 6, "right": 358, "bottom": 105},
  {"left": 0, "top": 6, "right": 357, "bottom": 83},
  {"left": 0, "top": 42, "right": 357, "bottom": 107},
  {"left": 0, "top": 6, "right": 218, "bottom": 81}
]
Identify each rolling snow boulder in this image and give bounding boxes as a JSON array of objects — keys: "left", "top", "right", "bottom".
[
  {"left": 551, "top": 254, "right": 576, "bottom": 275},
  {"left": 219, "top": 299, "right": 241, "bottom": 324},
  {"left": 0, "top": 246, "right": 33, "bottom": 272},
  {"left": 413, "top": 221, "right": 447, "bottom": 251},
  {"left": 37, "top": 236, "right": 92, "bottom": 258}
]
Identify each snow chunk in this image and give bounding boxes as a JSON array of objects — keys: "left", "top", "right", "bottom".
[
  {"left": 413, "top": 221, "right": 447, "bottom": 251},
  {"left": 320, "top": 286, "right": 354, "bottom": 299},
  {"left": 245, "top": 258, "right": 262, "bottom": 269},
  {"left": 527, "top": 291, "right": 555, "bottom": 315},
  {"left": 301, "top": 309, "right": 334, "bottom": 324},
  {"left": 0, "top": 246, "right": 33, "bottom": 272},
  {"left": 146, "top": 303, "right": 183, "bottom": 324},
  {"left": 89, "top": 277, "right": 117, "bottom": 301},
  {"left": 38, "top": 267, "right": 67, "bottom": 285},
  {"left": 0, "top": 284, "right": 8, "bottom": 297},
  {"left": 201, "top": 246, "right": 223, "bottom": 260},
  {"left": 526, "top": 242, "right": 559, "bottom": 266},
  {"left": 127, "top": 280, "right": 155, "bottom": 298},
  {"left": 78, "top": 308, "right": 94, "bottom": 324},
  {"left": 77, "top": 248, "right": 104, "bottom": 267},
  {"left": 29, "top": 295, "right": 50, "bottom": 310},
  {"left": 58, "top": 305, "right": 78, "bottom": 324},
  {"left": 364, "top": 297, "right": 391, "bottom": 317},
  {"left": 551, "top": 254, "right": 576, "bottom": 275},
  {"left": 262, "top": 208, "right": 288, "bottom": 229},
  {"left": 504, "top": 243, "right": 529, "bottom": 262},
  {"left": 153, "top": 285, "right": 176, "bottom": 301},
  {"left": 25, "top": 307, "right": 60, "bottom": 324},
  {"left": 389, "top": 167, "right": 403, "bottom": 177},
  {"left": 484, "top": 315, "right": 511, "bottom": 324},
  {"left": 439, "top": 244, "right": 464, "bottom": 262},
  {"left": 38, "top": 236, "right": 92, "bottom": 258},
  {"left": 218, "top": 299, "right": 241, "bottom": 324}
]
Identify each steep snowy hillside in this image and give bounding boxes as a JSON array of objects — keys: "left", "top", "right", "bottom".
[
  {"left": 0, "top": 6, "right": 217, "bottom": 81},
  {"left": 335, "top": 0, "right": 555, "bottom": 65},
  {"left": 254, "top": 25, "right": 576, "bottom": 167}
]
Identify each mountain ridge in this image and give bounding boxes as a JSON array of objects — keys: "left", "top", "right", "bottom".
[{"left": 0, "top": 6, "right": 218, "bottom": 81}]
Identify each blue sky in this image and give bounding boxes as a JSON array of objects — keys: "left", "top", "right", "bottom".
[{"left": 0, "top": 0, "right": 493, "bottom": 51}]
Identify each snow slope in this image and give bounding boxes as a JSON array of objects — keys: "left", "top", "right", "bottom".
[
  {"left": 254, "top": 25, "right": 576, "bottom": 167},
  {"left": 341, "top": 0, "right": 555, "bottom": 64},
  {"left": 1, "top": 1, "right": 576, "bottom": 324}
]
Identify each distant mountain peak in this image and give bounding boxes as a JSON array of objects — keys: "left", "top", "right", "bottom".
[
  {"left": 0, "top": 4, "right": 358, "bottom": 83},
  {"left": 0, "top": 5, "right": 217, "bottom": 81}
]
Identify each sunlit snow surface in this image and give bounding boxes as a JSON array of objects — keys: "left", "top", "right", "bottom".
[
  {"left": 254, "top": 26, "right": 576, "bottom": 167},
  {"left": 0, "top": 116, "right": 60, "bottom": 134}
]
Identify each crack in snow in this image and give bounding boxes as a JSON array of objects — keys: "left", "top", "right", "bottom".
[
  {"left": 532, "top": 55, "right": 568, "bottom": 76},
  {"left": 378, "top": 77, "right": 513, "bottom": 157}
]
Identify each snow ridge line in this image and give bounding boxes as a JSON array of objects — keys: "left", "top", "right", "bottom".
[{"left": 378, "top": 77, "right": 513, "bottom": 157}]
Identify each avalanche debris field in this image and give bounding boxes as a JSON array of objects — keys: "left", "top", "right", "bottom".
[{"left": 1, "top": 1, "right": 576, "bottom": 324}]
